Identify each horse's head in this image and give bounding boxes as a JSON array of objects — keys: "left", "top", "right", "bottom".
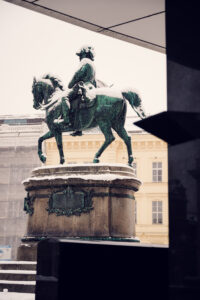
[
  {"left": 32, "top": 75, "right": 63, "bottom": 110},
  {"left": 32, "top": 77, "right": 53, "bottom": 110}
]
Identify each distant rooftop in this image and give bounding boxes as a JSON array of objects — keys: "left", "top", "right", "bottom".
[
  {"left": 0, "top": 114, "right": 44, "bottom": 120},
  {"left": 0, "top": 114, "right": 45, "bottom": 126}
]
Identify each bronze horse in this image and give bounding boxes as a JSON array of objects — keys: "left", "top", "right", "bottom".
[{"left": 32, "top": 75, "right": 146, "bottom": 166}]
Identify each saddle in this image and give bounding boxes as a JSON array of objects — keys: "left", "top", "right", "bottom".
[{"left": 78, "top": 82, "right": 97, "bottom": 109}]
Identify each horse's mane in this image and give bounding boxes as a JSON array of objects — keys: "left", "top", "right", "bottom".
[{"left": 43, "top": 74, "right": 64, "bottom": 91}]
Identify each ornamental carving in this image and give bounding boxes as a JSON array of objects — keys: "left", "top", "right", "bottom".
[
  {"left": 24, "top": 193, "right": 35, "bottom": 216},
  {"left": 47, "top": 186, "right": 94, "bottom": 217}
]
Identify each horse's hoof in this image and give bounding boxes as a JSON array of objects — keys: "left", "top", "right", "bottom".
[
  {"left": 40, "top": 155, "right": 46, "bottom": 163},
  {"left": 93, "top": 158, "right": 99, "bottom": 163},
  {"left": 128, "top": 156, "right": 134, "bottom": 166},
  {"left": 128, "top": 155, "right": 133, "bottom": 165},
  {"left": 60, "top": 157, "right": 65, "bottom": 165},
  {"left": 70, "top": 131, "right": 83, "bottom": 136}
]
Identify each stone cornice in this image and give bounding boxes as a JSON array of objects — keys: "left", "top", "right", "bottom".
[{"left": 46, "top": 137, "right": 167, "bottom": 151}]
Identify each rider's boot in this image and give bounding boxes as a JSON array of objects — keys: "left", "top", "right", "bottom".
[{"left": 70, "top": 130, "right": 83, "bottom": 136}]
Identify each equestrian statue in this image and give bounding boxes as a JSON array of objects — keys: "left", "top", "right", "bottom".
[{"left": 32, "top": 45, "right": 146, "bottom": 167}]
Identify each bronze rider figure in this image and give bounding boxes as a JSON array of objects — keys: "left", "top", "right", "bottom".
[{"left": 67, "top": 45, "right": 97, "bottom": 136}]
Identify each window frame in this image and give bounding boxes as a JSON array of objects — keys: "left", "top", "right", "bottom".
[
  {"left": 152, "top": 201, "right": 163, "bottom": 224},
  {"left": 152, "top": 162, "right": 162, "bottom": 182}
]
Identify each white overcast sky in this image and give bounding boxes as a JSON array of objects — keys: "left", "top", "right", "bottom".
[{"left": 0, "top": 0, "right": 167, "bottom": 117}]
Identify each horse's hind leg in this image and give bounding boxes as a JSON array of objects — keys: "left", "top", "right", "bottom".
[
  {"left": 38, "top": 131, "right": 54, "bottom": 163},
  {"left": 112, "top": 124, "right": 133, "bottom": 167},
  {"left": 54, "top": 131, "right": 65, "bottom": 164},
  {"left": 93, "top": 121, "right": 115, "bottom": 163}
]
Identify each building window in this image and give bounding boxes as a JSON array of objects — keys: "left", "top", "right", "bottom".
[
  {"left": 152, "top": 162, "right": 162, "bottom": 182},
  {"left": 134, "top": 201, "right": 137, "bottom": 224},
  {"left": 132, "top": 162, "right": 137, "bottom": 176},
  {"left": 152, "top": 201, "right": 163, "bottom": 224}
]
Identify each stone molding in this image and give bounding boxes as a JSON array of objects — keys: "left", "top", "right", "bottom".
[{"left": 45, "top": 137, "right": 167, "bottom": 152}]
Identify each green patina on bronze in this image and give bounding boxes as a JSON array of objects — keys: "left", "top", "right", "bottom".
[
  {"left": 32, "top": 46, "right": 146, "bottom": 166},
  {"left": 24, "top": 193, "right": 35, "bottom": 215},
  {"left": 47, "top": 186, "right": 93, "bottom": 217}
]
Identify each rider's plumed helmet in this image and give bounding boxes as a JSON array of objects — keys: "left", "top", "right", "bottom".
[{"left": 76, "top": 45, "right": 95, "bottom": 61}]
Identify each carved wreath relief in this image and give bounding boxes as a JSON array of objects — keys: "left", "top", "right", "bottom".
[{"left": 47, "top": 186, "right": 94, "bottom": 217}]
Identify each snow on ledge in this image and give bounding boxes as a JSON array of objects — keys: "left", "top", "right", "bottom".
[
  {"left": 0, "top": 261, "right": 36, "bottom": 264},
  {"left": 0, "top": 270, "right": 36, "bottom": 274},
  {"left": 0, "top": 280, "right": 36, "bottom": 285},
  {"left": 32, "top": 163, "right": 133, "bottom": 172},
  {"left": 22, "top": 174, "right": 140, "bottom": 185}
]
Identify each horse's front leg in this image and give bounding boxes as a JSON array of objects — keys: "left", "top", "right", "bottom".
[
  {"left": 38, "top": 131, "right": 54, "bottom": 163},
  {"left": 54, "top": 131, "right": 65, "bottom": 164}
]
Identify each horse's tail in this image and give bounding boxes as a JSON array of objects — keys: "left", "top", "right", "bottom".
[{"left": 122, "top": 90, "right": 146, "bottom": 119}]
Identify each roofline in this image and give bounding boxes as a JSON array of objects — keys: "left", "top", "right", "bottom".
[
  {"left": 4, "top": 0, "right": 166, "bottom": 54},
  {"left": 0, "top": 114, "right": 45, "bottom": 120}
]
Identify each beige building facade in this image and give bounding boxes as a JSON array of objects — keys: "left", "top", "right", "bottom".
[{"left": 45, "top": 129, "right": 168, "bottom": 245}]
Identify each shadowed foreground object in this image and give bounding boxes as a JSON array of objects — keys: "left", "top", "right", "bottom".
[
  {"left": 35, "top": 239, "right": 168, "bottom": 300},
  {"left": 135, "top": 111, "right": 200, "bottom": 145}
]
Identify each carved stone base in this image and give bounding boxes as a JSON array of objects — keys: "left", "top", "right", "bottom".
[{"left": 19, "top": 163, "right": 141, "bottom": 260}]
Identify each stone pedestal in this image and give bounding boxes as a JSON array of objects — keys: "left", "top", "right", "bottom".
[{"left": 17, "top": 163, "right": 141, "bottom": 260}]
